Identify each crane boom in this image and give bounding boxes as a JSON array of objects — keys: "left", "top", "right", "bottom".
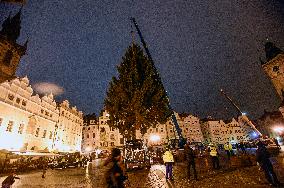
[
  {"left": 220, "top": 89, "right": 262, "bottom": 137},
  {"left": 131, "top": 18, "right": 185, "bottom": 148}
]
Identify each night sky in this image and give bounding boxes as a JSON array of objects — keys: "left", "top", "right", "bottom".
[{"left": 1, "top": 1, "right": 284, "bottom": 120}]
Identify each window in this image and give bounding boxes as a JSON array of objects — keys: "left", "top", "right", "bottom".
[
  {"left": 8, "top": 94, "right": 14, "bottom": 101},
  {"left": 120, "top": 138, "right": 124, "bottom": 144},
  {"left": 42, "top": 130, "right": 47, "bottom": 138},
  {"left": 6, "top": 121, "right": 14, "bottom": 132},
  {"left": 22, "top": 100, "right": 27, "bottom": 106},
  {"left": 3, "top": 50, "right": 13, "bottom": 66},
  {"left": 49, "top": 131, "right": 53, "bottom": 139},
  {"left": 111, "top": 142, "right": 114, "bottom": 146},
  {"left": 87, "top": 134, "right": 89, "bottom": 138},
  {"left": 41, "top": 109, "right": 44, "bottom": 114},
  {"left": 88, "top": 127, "right": 90, "bottom": 130},
  {"left": 93, "top": 133, "right": 95, "bottom": 138},
  {"left": 18, "top": 124, "right": 24, "bottom": 134},
  {"left": 35, "top": 128, "right": 40, "bottom": 137},
  {"left": 273, "top": 66, "right": 279, "bottom": 72},
  {"left": 16, "top": 98, "right": 21, "bottom": 104},
  {"left": 0, "top": 118, "right": 2, "bottom": 126}
]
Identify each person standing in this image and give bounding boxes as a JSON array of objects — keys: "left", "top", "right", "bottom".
[
  {"left": 162, "top": 147, "right": 174, "bottom": 180},
  {"left": 256, "top": 141, "right": 281, "bottom": 187},
  {"left": 224, "top": 143, "right": 231, "bottom": 160},
  {"left": 184, "top": 144, "right": 198, "bottom": 180},
  {"left": 208, "top": 144, "right": 220, "bottom": 170}
]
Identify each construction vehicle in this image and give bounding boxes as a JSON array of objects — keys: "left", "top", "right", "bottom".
[
  {"left": 123, "top": 139, "right": 151, "bottom": 170},
  {"left": 131, "top": 18, "right": 186, "bottom": 149}
]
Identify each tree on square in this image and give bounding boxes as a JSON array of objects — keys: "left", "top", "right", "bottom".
[{"left": 104, "top": 43, "right": 171, "bottom": 140}]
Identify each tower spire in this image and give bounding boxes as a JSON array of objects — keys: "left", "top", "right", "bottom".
[{"left": 0, "top": 7, "right": 22, "bottom": 41}]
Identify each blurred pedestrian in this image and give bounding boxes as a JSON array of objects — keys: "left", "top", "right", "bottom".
[
  {"left": 162, "top": 147, "right": 174, "bottom": 180},
  {"left": 208, "top": 144, "right": 220, "bottom": 169},
  {"left": 256, "top": 141, "right": 281, "bottom": 187},
  {"left": 104, "top": 148, "right": 128, "bottom": 188},
  {"left": 1, "top": 172, "right": 20, "bottom": 188},
  {"left": 184, "top": 144, "right": 197, "bottom": 180}
]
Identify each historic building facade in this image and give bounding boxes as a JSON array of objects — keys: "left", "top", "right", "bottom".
[
  {"left": 55, "top": 100, "right": 83, "bottom": 152},
  {"left": 200, "top": 117, "right": 253, "bottom": 144},
  {"left": 0, "top": 8, "right": 27, "bottom": 83},
  {"left": 81, "top": 110, "right": 123, "bottom": 153},
  {"left": 140, "top": 113, "right": 204, "bottom": 146},
  {"left": 0, "top": 77, "right": 83, "bottom": 152}
]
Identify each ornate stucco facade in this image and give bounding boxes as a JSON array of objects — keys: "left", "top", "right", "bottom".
[
  {"left": 200, "top": 117, "right": 253, "bottom": 145},
  {"left": 0, "top": 77, "right": 83, "bottom": 152},
  {"left": 81, "top": 110, "right": 123, "bottom": 153}
]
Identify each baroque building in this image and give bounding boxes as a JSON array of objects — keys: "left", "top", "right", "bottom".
[
  {"left": 0, "top": 8, "right": 27, "bottom": 83},
  {"left": 81, "top": 110, "right": 123, "bottom": 153},
  {"left": 261, "top": 42, "right": 284, "bottom": 100},
  {"left": 0, "top": 77, "right": 83, "bottom": 152},
  {"left": 200, "top": 117, "right": 253, "bottom": 144}
]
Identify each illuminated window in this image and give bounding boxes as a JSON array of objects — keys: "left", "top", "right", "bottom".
[
  {"left": 35, "top": 128, "right": 40, "bottom": 137},
  {"left": 42, "top": 130, "right": 47, "bottom": 138},
  {"left": 18, "top": 124, "right": 24, "bottom": 134},
  {"left": 6, "top": 121, "right": 14, "bottom": 132}
]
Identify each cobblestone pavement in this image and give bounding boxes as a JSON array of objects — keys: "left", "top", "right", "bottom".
[{"left": 0, "top": 150, "right": 284, "bottom": 188}]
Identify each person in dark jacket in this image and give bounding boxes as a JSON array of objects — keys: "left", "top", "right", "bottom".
[
  {"left": 184, "top": 144, "right": 197, "bottom": 180},
  {"left": 1, "top": 172, "right": 20, "bottom": 188},
  {"left": 104, "top": 148, "right": 127, "bottom": 188},
  {"left": 256, "top": 141, "right": 281, "bottom": 187}
]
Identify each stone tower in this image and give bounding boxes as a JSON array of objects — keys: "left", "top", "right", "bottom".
[
  {"left": 261, "top": 42, "right": 284, "bottom": 100},
  {"left": 0, "top": 8, "right": 27, "bottom": 83}
]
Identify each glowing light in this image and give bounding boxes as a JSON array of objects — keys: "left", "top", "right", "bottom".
[
  {"left": 241, "top": 112, "right": 247, "bottom": 116},
  {"left": 0, "top": 132, "right": 24, "bottom": 151},
  {"left": 149, "top": 135, "right": 160, "bottom": 142},
  {"left": 273, "top": 127, "right": 284, "bottom": 133},
  {"left": 95, "top": 149, "right": 102, "bottom": 155},
  {"left": 86, "top": 146, "right": 92, "bottom": 152}
]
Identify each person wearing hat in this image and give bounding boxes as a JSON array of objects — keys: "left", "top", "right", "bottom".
[
  {"left": 162, "top": 147, "right": 174, "bottom": 180},
  {"left": 256, "top": 141, "right": 281, "bottom": 187}
]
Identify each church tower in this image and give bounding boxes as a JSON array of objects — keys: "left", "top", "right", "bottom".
[
  {"left": 0, "top": 8, "right": 27, "bottom": 83},
  {"left": 261, "top": 42, "right": 284, "bottom": 100}
]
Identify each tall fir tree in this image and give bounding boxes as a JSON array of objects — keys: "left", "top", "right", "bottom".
[{"left": 104, "top": 43, "right": 171, "bottom": 139}]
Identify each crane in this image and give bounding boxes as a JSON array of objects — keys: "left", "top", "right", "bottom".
[
  {"left": 220, "top": 89, "right": 262, "bottom": 137},
  {"left": 131, "top": 18, "right": 185, "bottom": 148}
]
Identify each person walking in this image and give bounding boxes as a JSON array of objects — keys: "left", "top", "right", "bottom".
[
  {"left": 162, "top": 147, "right": 174, "bottom": 180},
  {"left": 184, "top": 144, "right": 198, "bottom": 180},
  {"left": 256, "top": 141, "right": 281, "bottom": 187},
  {"left": 208, "top": 144, "right": 220, "bottom": 170},
  {"left": 1, "top": 172, "right": 20, "bottom": 188},
  {"left": 104, "top": 148, "right": 128, "bottom": 188}
]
